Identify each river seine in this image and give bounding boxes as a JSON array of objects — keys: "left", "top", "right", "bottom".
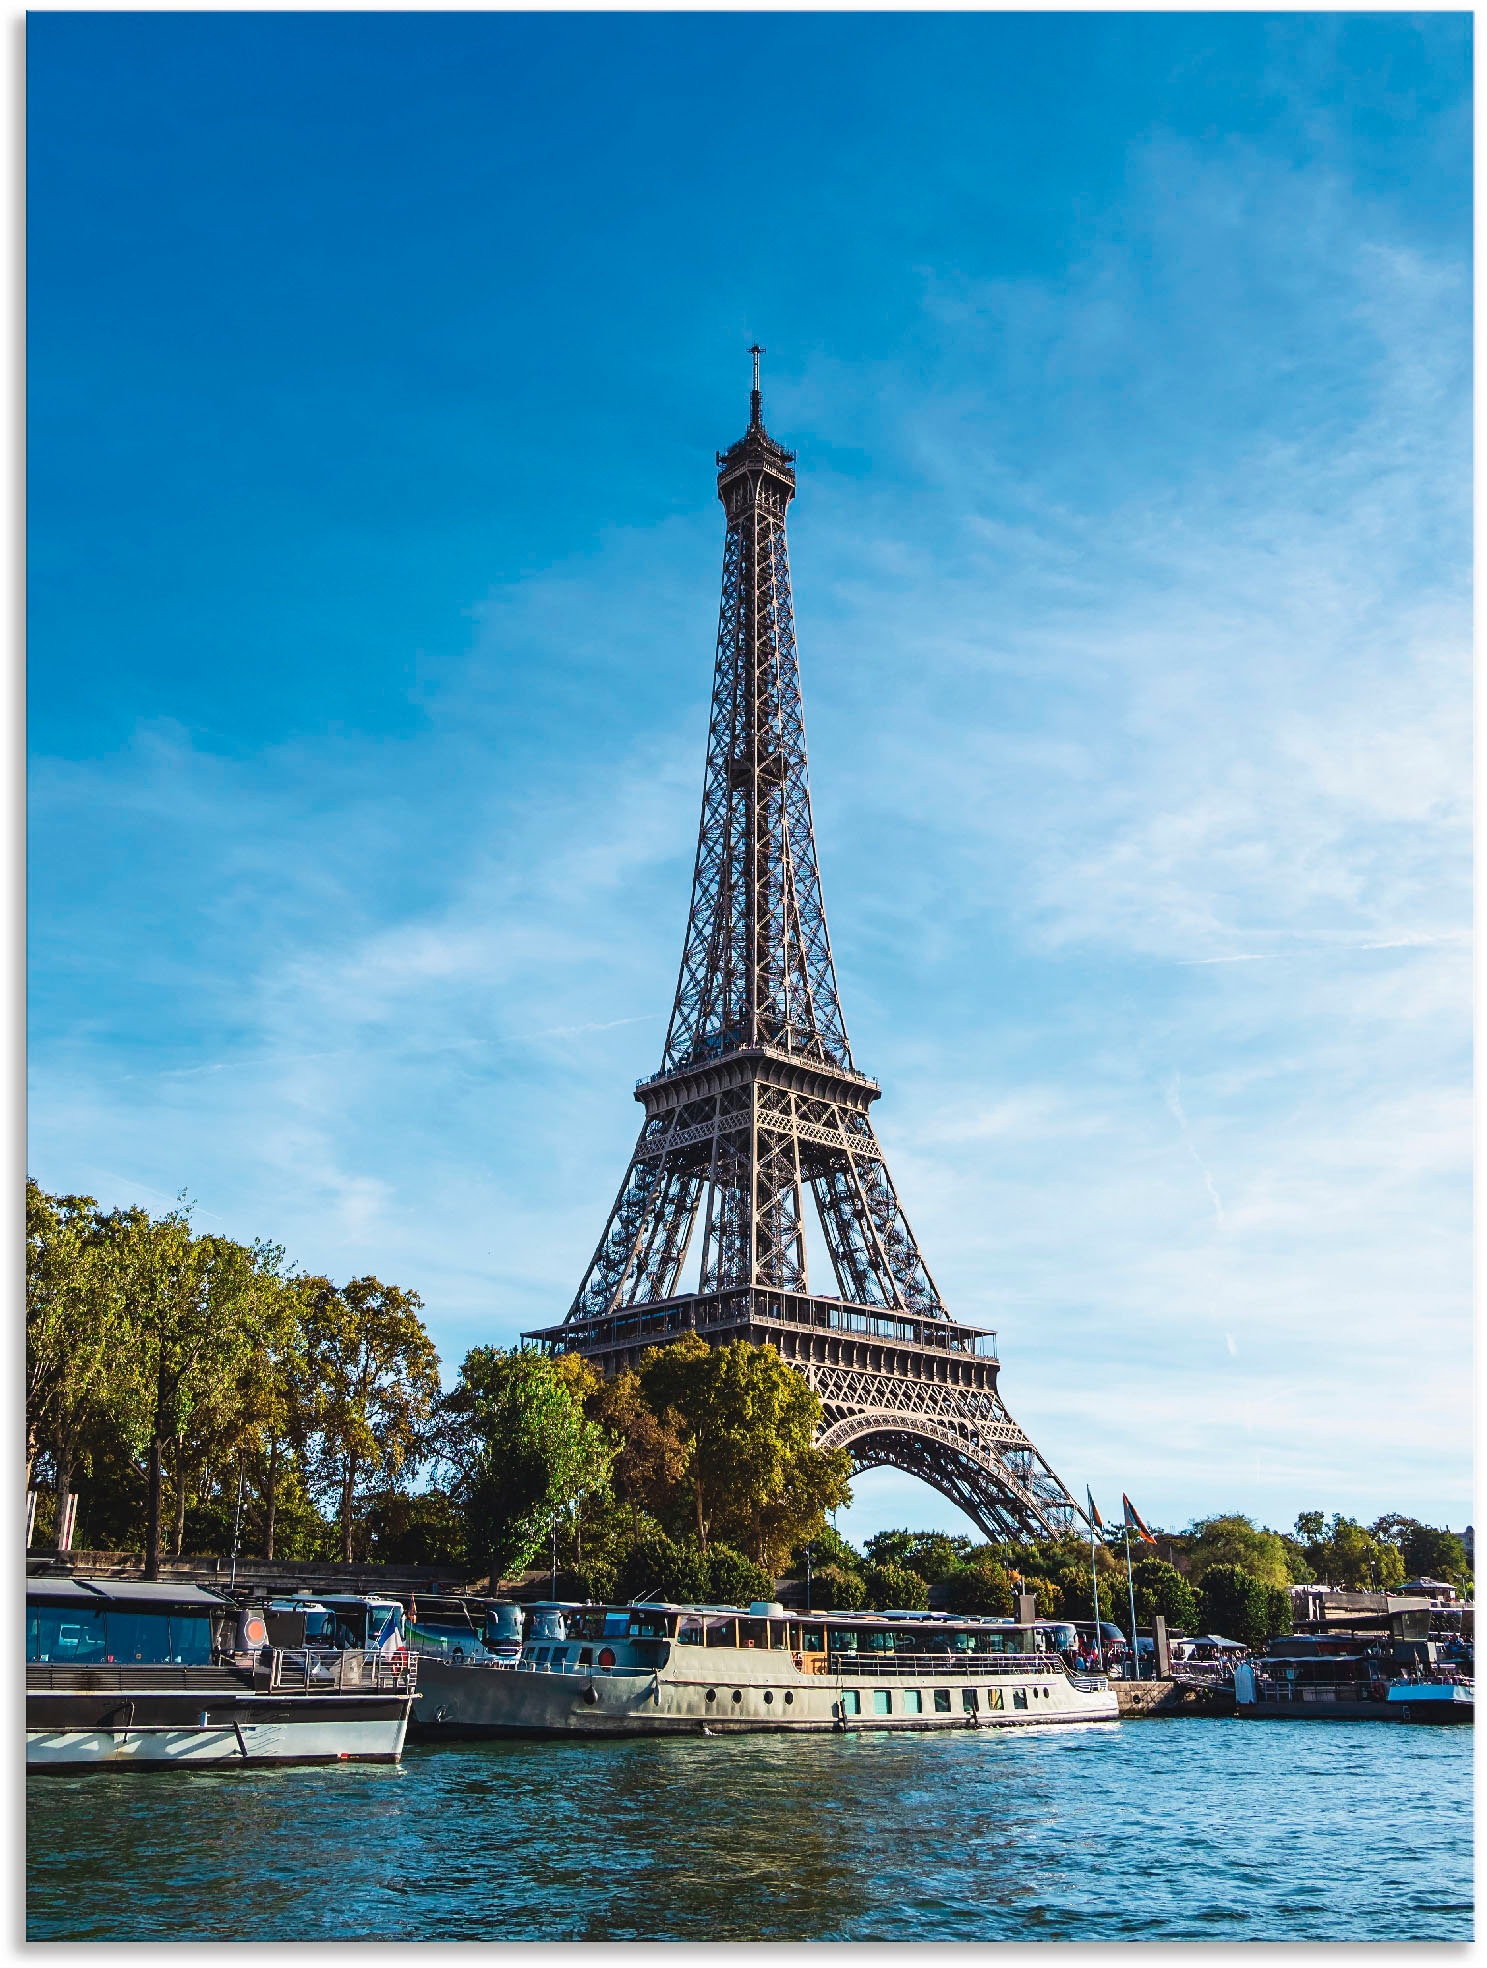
[{"left": 27, "top": 1718, "right": 1472, "bottom": 1942}]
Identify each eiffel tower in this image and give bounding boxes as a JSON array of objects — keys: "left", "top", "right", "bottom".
[{"left": 528, "top": 355, "right": 1083, "bottom": 1542}]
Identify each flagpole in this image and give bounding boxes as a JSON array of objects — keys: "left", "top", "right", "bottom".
[
  {"left": 1090, "top": 1515, "right": 1104, "bottom": 1672},
  {"left": 1124, "top": 1524, "right": 1141, "bottom": 1682}
]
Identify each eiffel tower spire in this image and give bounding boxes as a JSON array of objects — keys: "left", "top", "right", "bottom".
[{"left": 528, "top": 367, "right": 1083, "bottom": 1543}]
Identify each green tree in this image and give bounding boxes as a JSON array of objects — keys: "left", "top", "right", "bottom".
[
  {"left": 1301, "top": 1513, "right": 1404, "bottom": 1590},
  {"left": 361, "top": 1487, "right": 468, "bottom": 1566},
  {"left": 154, "top": 1240, "right": 288, "bottom": 1557},
  {"left": 440, "top": 1346, "right": 613, "bottom": 1587},
  {"left": 940, "top": 1560, "right": 1015, "bottom": 1617},
  {"left": 1198, "top": 1563, "right": 1277, "bottom": 1648},
  {"left": 238, "top": 1269, "right": 326, "bottom": 1560},
  {"left": 1186, "top": 1515, "right": 1298, "bottom": 1589},
  {"left": 303, "top": 1275, "right": 442, "bottom": 1562},
  {"left": 103, "top": 1205, "right": 273, "bottom": 1578},
  {"left": 807, "top": 1562, "right": 867, "bottom": 1611},
  {"left": 26, "top": 1182, "right": 125, "bottom": 1533},
  {"left": 638, "top": 1337, "right": 853, "bottom": 1570},
  {"left": 864, "top": 1560, "right": 929, "bottom": 1611},
  {"left": 1130, "top": 1556, "right": 1199, "bottom": 1633},
  {"left": 863, "top": 1529, "right": 972, "bottom": 1586},
  {"left": 1371, "top": 1516, "right": 1472, "bottom": 1589}
]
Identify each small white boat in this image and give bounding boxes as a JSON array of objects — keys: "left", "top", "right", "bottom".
[
  {"left": 27, "top": 1578, "right": 416, "bottom": 1768},
  {"left": 414, "top": 1600, "right": 1119, "bottom": 1739}
]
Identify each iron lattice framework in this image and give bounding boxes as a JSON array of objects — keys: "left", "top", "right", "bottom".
[{"left": 527, "top": 368, "right": 1083, "bottom": 1542}]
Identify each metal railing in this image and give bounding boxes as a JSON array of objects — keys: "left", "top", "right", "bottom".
[{"left": 267, "top": 1648, "right": 417, "bottom": 1694}]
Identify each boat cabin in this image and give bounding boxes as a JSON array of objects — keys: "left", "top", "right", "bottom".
[
  {"left": 264, "top": 1596, "right": 404, "bottom": 1654},
  {"left": 26, "top": 1578, "right": 229, "bottom": 1666},
  {"left": 513, "top": 1602, "right": 1059, "bottom": 1676}
]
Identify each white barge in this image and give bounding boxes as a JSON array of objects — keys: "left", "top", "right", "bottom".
[
  {"left": 414, "top": 1601, "right": 1118, "bottom": 1738},
  {"left": 26, "top": 1578, "right": 417, "bottom": 1768}
]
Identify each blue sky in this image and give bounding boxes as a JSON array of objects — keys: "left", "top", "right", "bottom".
[{"left": 28, "top": 13, "right": 1472, "bottom": 1543}]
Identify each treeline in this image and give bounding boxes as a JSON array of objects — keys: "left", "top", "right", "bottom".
[
  {"left": 804, "top": 1511, "right": 1473, "bottom": 1650},
  {"left": 30, "top": 1182, "right": 1470, "bottom": 1619},
  {"left": 26, "top": 1183, "right": 850, "bottom": 1590}
]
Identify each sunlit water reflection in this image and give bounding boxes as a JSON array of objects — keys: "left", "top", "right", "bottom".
[{"left": 27, "top": 1718, "right": 1473, "bottom": 1940}]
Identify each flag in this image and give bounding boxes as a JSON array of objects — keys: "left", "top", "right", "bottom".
[
  {"left": 1123, "top": 1495, "right": 1157, "bottom": 1546},
  {"left": 375, "top": 1608, "right": 403, "bottom": 1658},
  {"left": 1086, "top": 1488, "right": 1104, "bottom": 1531}
]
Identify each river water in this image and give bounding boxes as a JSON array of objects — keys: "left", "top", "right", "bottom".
[{"left": 27, "top": 1719, "right": 1472, "bottom": 1942}]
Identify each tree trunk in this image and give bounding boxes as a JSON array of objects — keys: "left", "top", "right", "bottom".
[
  {"left": 53, "top": 1433, "right": 73, "bottom": 1550},
  {"left": 145, "top": 1432, "right": 164, "bottom": 1580},
  {"left": 264, "top": 1437, "right": 279, "bottom": 1561},
  {"left": 171, "top": 1442, "right": 188, "bottom": 1557},
  {"left": 694, "top": 1474, "right": 707, "bottom": 1554},
  {"left": 341, "top": 1462, "right": 355, "bottom": 1563}
]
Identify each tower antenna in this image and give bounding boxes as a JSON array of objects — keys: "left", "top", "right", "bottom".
[{"left": 749, "top": 343, "right": 765, "bottom": 425}]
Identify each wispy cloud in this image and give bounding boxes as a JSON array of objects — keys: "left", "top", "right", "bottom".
[{"left": 30, "top": 94, "right": 1469, "bottom": 1537}]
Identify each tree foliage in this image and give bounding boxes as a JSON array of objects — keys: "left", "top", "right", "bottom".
[
  {"left": 439, "top": 1346, "right": 614, "bottom": 1588},
  {"left": 24, "top": 1183, "right": 442, "bottom": 1567},
  {"left": 1130, "top": 1556, "right": 1199, "bottom": 1633},
  {"left": 635, "top": 1336, "right": 852, "bottom": 1570},
  {"left": 1185, "top": 1515, "right": 1301, "bottom": 1590},
  {"left": 864, "top": 1560, "right": 930, "bottom": 1611}
]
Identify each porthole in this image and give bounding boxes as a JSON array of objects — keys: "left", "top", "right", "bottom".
[
  {"left": 705, "top": 1689, "right": 716, "bottom": 1703},
  {"left": 763, "top": 1690, "right": 774, "bottom": 1704},
  {"left": 732, "top": 1689, "right": 743, "bottom": 1703},
  {"left": 784, "top": 1691, "right": 794, "bottom": 1705},
  {"left": 597, "top": 1647, "right": 616, "bottom": 1669}
]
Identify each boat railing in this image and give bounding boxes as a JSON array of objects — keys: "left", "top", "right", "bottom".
[
  {"left": 1251, "top": 1675, "right": 1380, "bottom": 1704},
  {"left": 828, "top": 1650, "right": 1058, "bottom": 1678},
  {"left": 267, "top": 1647, "right": 418, "bottom": 1694}
]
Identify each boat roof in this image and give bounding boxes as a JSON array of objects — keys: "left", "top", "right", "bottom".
[
  {"left": 266, "top": 1594, "right": 402, "bottom": 1610},
  {"left": 26, "top": 1577, "right": 226, "bottom": 1607},
  {"left": 620, "top": 1603, "right": 1034, "bottom": 1628}
]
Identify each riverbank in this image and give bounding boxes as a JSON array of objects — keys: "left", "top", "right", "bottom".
[{"left": 1115, "top": 1677, "right": 1235, "bottom": 1718}]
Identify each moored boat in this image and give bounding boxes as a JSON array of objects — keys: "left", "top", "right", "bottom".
[
  {"left": 27, "top": 1578, "right": 417, "bottom": 1768},
  {"left": 1387, "top": 1680, "right": 1473, "bottom": 1724},
  {"left": 413, "top": 1600, "right": 1119, "bottom": 1739}
]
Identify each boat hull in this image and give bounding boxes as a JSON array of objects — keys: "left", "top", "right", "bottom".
[
  {"left": 413, "top": 1656, "right": 1119, "bottom": 1740},
  {"left": 26, "top": 1674, "right": 412, "bottom": 1767}
]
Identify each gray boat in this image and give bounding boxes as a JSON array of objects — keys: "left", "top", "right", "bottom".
[{"left": 413, "top": 1599, "right": 1118, "bottom": 1738}]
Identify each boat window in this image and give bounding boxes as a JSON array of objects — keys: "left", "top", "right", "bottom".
[
  {"left": 675, "top": 1616, "right": 704, "bottom": 1646},
  {"left": 933, "top": 1688, "right": 952, "bottom": 1713},
  {"left": 705, "top": 1616, "right": 738, "bottom": 1646},
  {"left": 28, "top": 1605, "right": 106, "bottom": 1664},
  {"left": 842, "top": 1690, "right": 861, "bottom": 1716},
  {"left": 828, "top": 1628, "right": 859, "bottom": 1653},
  {"left": 962, "top": 1688, "right": 980, "bottom": 1712},
  {"left": 866, "top": 1630, "right": 895, "bottom": 1653},
  {"left": 769, "top": 1622, "right": 791, "bottom": 1650},
  {"left": 603, "top": 1613, "right": 631, "bottom": 1638},
  {"left": 626, "top": 1613, "right": 668, "bottom": 1640},
  {"left": 894, "top": 1630, "right": 922, "bottom": 1653},
  {"left": 798, "top": 1628, "right": 826, "bottom": 1654},
  {"left": 535, "top": 1647, "right": 551, "bottom": 1666},
  {"left": 903, "top": 1689, "right": 923, "bottom": 1714},
  {"left": 872, "top": 1689, "right": 892, "bottom": 1715},
  {"left": 569, "top": 1610, "right": 606, "bottom": 1642},
  {"left": 577, "top": 1648, "right": 592, "bottom": 1668},
  {"left": 103, "top": 1611, "right": 212, "bottom": 1665},
  {"left": 738, "top": 1620, "right": 768, "bottom": 1649}
]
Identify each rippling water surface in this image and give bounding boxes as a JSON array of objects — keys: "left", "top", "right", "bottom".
[{"left": 27, "top": 1719, "right": 1473, "bottom": 1941}]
